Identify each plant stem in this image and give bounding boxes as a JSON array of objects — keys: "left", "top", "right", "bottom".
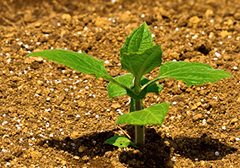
[
  {"left": 134, "top": 99, "right": 145, "bottom": 145},
  {"left": 133, "top": 77, "right": 145, "bottom": 145}
]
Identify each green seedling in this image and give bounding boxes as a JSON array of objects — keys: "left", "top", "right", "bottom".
[{"left": 26, "top": 22, "right": 232, "bottom": 148}]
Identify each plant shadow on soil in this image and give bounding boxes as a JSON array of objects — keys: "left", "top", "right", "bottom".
[{"left": 38, "top": 126, "right": 237, "bottom": 167}]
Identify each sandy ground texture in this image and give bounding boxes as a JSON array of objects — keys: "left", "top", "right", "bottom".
[{"left": 0, "top": 0, "right": 240, "bottom": 167}]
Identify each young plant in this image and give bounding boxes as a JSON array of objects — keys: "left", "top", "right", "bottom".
[{"left": 26, "top": 22, "right": 232, "bottom": 148}]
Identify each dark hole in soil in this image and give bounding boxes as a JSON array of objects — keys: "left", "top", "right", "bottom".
[{"left": 197, "top": 44, "right": 211, "bottom": 55}]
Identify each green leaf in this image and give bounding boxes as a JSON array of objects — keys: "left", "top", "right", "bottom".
[
  {"left": 26, "top": 49, "right": 111, "bottom": 79},
  {"left": 158, "top": 62, "right": 232, "bottom": 86},
  {"left": 107, "top": 74, "right": 163, "bottom": 98},
  {"left": 120, "top": 45, "right": 163, "bottom": 80},
  {"left": 116, "top": 103, "right": 170, "bottom": 126},
  {"left": 105, "top": 136, "right": 137, "bottom": 148},
  {"left": 120, "top": 22, "right": 154, "bottom": 57}
]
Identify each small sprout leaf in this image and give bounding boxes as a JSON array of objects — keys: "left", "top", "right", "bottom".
[
  {"left": 105, "top": 136, "right": 137, "bottom": 148},
  {"left": 158, "top": 62, "right": 232, "bottom": 86},
  {"left": 107, "top": 74, "right": 163, "bottom": 98},
  {"left": 116, "top": 103, "right": 170, "bottom": 126},
  {"left": 120, "top": 45, "right": 163, "bottom": 80},
  {"left": 120, "top": 22, "right": 154, "bottom": 56},
  {"left": 26, "top": 49, "right": 112, "bottom": 79}
]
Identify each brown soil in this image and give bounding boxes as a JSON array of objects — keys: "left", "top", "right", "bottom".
[{"left": 0, "top": 0, "right": 240, "bottom": 167}]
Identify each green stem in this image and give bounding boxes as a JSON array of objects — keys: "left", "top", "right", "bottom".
[
  {"left": 134, "top": 99, "right": 145, "bottom": 145},
  {"left": 133, "top": 77, "right": 145, "bottom": 145}
]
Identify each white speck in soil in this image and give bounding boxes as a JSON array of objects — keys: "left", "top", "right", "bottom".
[
  {"left": 104, "top": 60, "right": 110, "bottom": 64},
  {"left": 117, "top": 109, "right": 123, "bottom": 115},
  {"left": 213, "top": 96, "right": 218, "bottom": 100},
  {"left": 172, "top": 101, "right": 177, "bottom": 105},
  {"left": 215, "top": 151, "right": 220, "bottom": 156},
  {"left": 228, "top": 35, "right": 232, "bottom": 38},
  {"left": 233, "top": 66, "right": 238, "bottom": 70},
  {"left": 222, "top": 126, "right": 226, "bottom": 130},
  {"left": 192, "top": 35, "right": 198, "bottom": 39},
  {"left": 141, "top": 14, "right": 145, "bottom": 18},
  {"left": 202, "top": 119, "right": 206, "bottom": 126},
  {"left": 215, "top": 52, "right": 221, "bottom": 57},
  {"left": 151, "top": 34, "right": 155, "bottom": 38}
]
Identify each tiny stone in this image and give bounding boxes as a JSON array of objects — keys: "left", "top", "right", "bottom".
[{"left": 192, "top": 114, "right": 204, "bottom": 121}]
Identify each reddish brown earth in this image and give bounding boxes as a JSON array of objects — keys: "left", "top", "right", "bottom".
[{"left": 0, "top": 0, "right": 240, "bottom": 167}]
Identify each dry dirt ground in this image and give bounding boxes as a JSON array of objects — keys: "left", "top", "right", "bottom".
[{"left": 0, "top": 0, "right": 240, "bottom": 167}]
